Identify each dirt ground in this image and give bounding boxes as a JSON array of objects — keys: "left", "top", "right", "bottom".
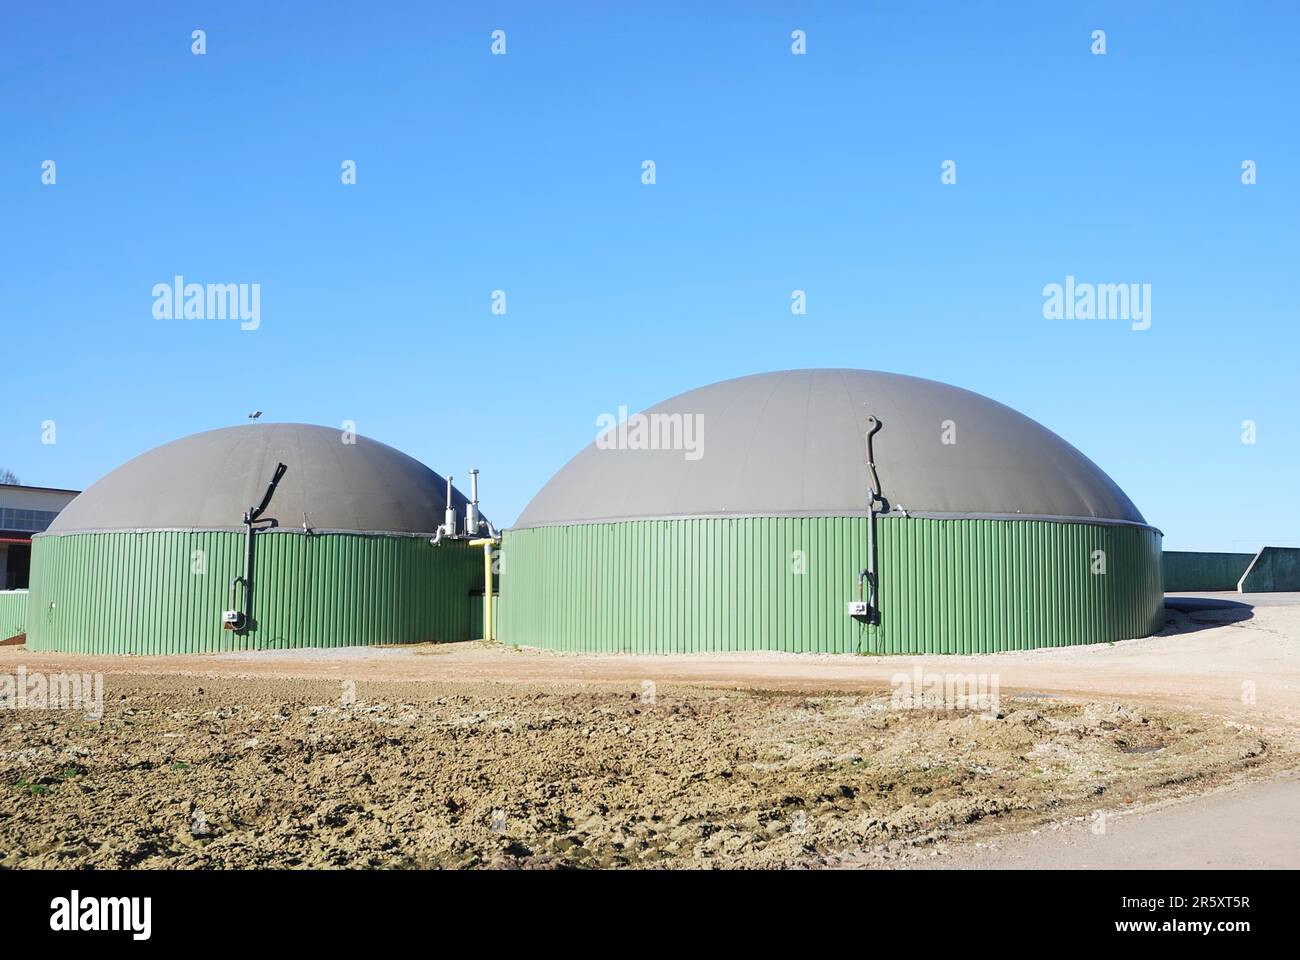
[
  {"left": 1, "top": 595, "right": 1296, "bottom": 869},
  {"left": 909, "top": 770, "right": 1300, "bottom": 870}
]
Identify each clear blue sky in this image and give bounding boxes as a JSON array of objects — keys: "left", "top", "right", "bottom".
[{"left": 2, "top": 2, "right": 1295, "bottom": 550}]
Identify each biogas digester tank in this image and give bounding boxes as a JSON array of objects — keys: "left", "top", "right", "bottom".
[
  {"left": 27, "top": 423, "right": 485, "bottom": 653},
  {"left": 499, "top": 370, "right": 1163, "bottom": 654}
]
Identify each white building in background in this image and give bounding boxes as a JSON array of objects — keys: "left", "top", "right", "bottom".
[{"left": 0, "top": 483, "right": 79, "bottom": 589}]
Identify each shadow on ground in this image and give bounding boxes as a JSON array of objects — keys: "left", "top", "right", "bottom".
[{"left": 1160, "top": 597, "right": 1254, "bottom": 635}]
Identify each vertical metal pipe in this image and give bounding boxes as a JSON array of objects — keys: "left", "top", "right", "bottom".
[
  {"left": 467, "top": 468, "right": 481, "bottom": 534},
  {"left": 231, "top": 461, "right": 286, "bottom": 636},
  {"left": 864, "top": 415, "right": 883, "bottom": 625},
  {"left": 866, "top": 501, "right": 877, "bottom": 622},
  {"left": 470, "top": 536, "right": 497, "bottom": 641},
  {"left": 443, "top": 475, "right": 456, "bottom": 537},
  {"left": 484, "top": 540, "right": 493, "bottom": 640},
  {"left": 242, "top": 513, "right": 255, "bottom": 630}
]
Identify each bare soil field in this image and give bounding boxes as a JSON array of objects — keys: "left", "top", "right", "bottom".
[{"left": 1, "top": 596, "right": 1296, "bottom": 869}]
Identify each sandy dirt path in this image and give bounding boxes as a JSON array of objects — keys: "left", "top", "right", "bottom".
[
  {"left": 8, "top": 594, "right": 1299, "bottom": 742},
  {"left": 906, "top": 770, "right": 1300, "bottom": 869}
]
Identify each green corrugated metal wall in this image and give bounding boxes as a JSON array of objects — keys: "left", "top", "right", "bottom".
[
  {"left": 498, "top": 516, "right": 1164, "bottom": 654},
  {"left": 1161, "top": 551, "right": 1254, "bottom": 592},
  {"left": 1239, "top": 547, "right": 1300, "bottom": 592},
  {"left": 27, "top": 531, "right": 483, "bottom": 654},
  {"left": 468, "top": 593, "right": 499, "bottom": 641},
  {"left": 0, "top": 590, "right": 27, "bottom": 641}
]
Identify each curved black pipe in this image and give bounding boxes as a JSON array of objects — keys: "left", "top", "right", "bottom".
[
  {"left": 234, "top": 462, "right": 288, "bottom": 634},
  {"left": 864, "top": 417, "right": 884, "bottom": 626}
]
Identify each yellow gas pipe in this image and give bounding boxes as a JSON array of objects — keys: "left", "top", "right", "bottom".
[{"left": 469, "top": 537, "right": 498, "bottom": 641}]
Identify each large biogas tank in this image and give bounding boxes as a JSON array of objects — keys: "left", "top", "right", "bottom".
[
  {"left": 499, "top": 369, "right": 1162, "bottom": 654},
  {"left": 28, "top": 423, "right": 488, "bottom": 653}
]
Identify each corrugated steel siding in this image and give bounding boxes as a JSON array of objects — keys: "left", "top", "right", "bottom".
[
  {"left": 27, "top": 532, "right": 483, "bottom": 654},
  {"left": 1239, "top": 547, "right": 1300, "bottom": 592},
  {"left": 0, "top": 590, "right": 27, "bottom": 641},
  {"left": 1162, "top": 551, "right": 1254, "bottom": 592},
  {"left": 468, "top": 593, "right": 500, "bottom": 641},
  {"left": 499, "top": 517, "right": 1164, "bottom": 654}
]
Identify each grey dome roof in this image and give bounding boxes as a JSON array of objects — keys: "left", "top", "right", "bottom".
[
  {"left": 515, "top": 369, "right": 1149, "bottom": 529},
  {"left": 47, "top": 423, "right": 479, "bottom": 535}
]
